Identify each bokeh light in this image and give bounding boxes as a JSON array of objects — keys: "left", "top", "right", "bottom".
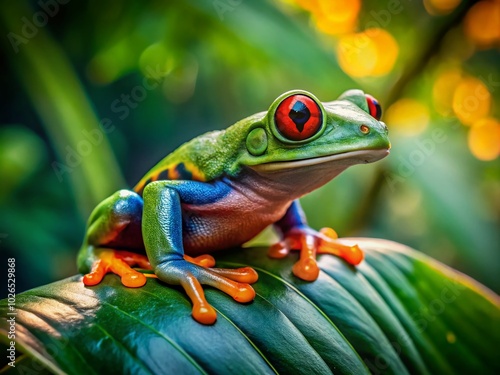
[
  {"left": 337, "top": 28, "right": 399, "bottom": 77},
  {"left": 384, "top": 98, "right": 430, "bottom": 135},
  {"left": 468, "top": 117, "right": 500, "bottom": 161},
  {"left": 139, "top": 43, "right": 175, "bottom": 79},
  {"left": 288, "top": 0, "right": 360, "bottom": 35},
  {"left": 87, "top": 39, "right": 137, "bottom": 84},
  {"left": 313, "top": 0, "right": 360, "bottom": 35},
  {"left": 464, "top": 0, "right": 500, "bottom": 48},
  {"left": 452, "top": 76, "right": 492, "bottom": 126},
  {"left": 432, "top": 68, "right": 462, "bottom": 116},
  {"left": 424, "top": 0, "right": 461, "bottom": 15}
]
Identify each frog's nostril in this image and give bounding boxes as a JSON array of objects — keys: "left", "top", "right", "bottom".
[{"left": 382, "top": 123, "right": 389, "bottom": 134}]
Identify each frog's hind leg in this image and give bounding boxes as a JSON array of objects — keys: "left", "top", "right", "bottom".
[
  {"left": 78, "top": 189, "right": 150, "bottom": 288},
  {"left": 78, "top": 189, "right": 217, "bottom": 288}
]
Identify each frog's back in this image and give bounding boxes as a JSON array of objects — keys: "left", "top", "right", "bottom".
[{"left": 133, "top": 129, "right": 239, "bottom": 195}]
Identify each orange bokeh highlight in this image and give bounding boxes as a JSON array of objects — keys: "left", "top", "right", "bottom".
[
  {"left": 433, "top": 68, "right": 463, "bottom": 116},
  {"left": 313, "top": 0, "right": 360, "bottom": 35},
  {"left": 452, "top": 77, "right": 492, "bottom": 126},
  {"left": 337, "top": 28, "right": 398, "bottom": 77},
  {"left": 468, "top": 117, "right": 500, "bottom": 161},
  {"left": 385, "top": 98, "right": 430, "bottom": 135},
  {"left": 424, "top": 0, "right": 461, "bottom": 15},
  {"left": 288, "top": 0, "right": 360, "bottom": 35},
  {"left": 464, "top": 0, "right": 500, "bottom": 48}
]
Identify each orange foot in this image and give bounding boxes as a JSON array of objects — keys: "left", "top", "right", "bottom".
[
  {"left": 268, "top": 227, "right": 364, "bottom": 281},
  {"left": 83, "top": 249, "right": 217, "bottom": 288},
  {"left": 176, "top": 264, "right": 258, "bottom": 324}
]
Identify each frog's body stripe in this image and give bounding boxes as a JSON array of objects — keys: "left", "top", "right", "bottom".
[
  {"left": 176, "top": 163, "right": 193, "bottom": 180},
  {"left": 157, "top": 169, "right": 170, "bottom": 181},
  {"left": 134, "top": 161, "right": 206, "bottom": 194}
]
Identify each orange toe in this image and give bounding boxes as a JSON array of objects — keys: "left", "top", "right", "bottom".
[
  {"left": 342, "top": 244, "right": 364, "bottom": 265},
  {"left": 121, "top": 272, "right": 147, "bottom": 287},
  {"left": 268, "top": 242, "right": 290, "bottom": 258},
  {"left": 293, "top": 258, "right": 320, "bottom": 281},
  {"left": 212, "top": 267, "right": 259, "bottom": 283},
  {"left": 232, "top": 284, "right": 256, "bottom": 303},
  {"left": 320, "top": 227, "right": 339, "bottom": 239},
  {"left": 185, "top": 254, "right": 216, "bottom": 268},
  {"left": 83, "top": 271, "right": 104, "bottom": 286},
  {"left": 192, "top": 303, "right": 217, "bottom": 325}
]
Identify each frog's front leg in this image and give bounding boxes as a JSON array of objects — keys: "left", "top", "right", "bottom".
[
  {"left": 271, "top": 200, "right": 364, "bottom": 281},
  {"left": 142, "top": 181, "right": 258, "bottom": 325}
]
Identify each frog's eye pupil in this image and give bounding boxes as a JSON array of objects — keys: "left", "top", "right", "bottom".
[
  {"left": 365, "top": 94, "right": 382, "bottom": 120},
  {"left": 275, "top": 94, "right": 322, "bottom": 141},
  {"left": 289, "top": 101, "right": 310, "bottom": 131}
]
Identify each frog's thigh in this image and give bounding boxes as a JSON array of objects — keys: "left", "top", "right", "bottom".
[
  {"left": 78, "top": 189, "right": 144, "bottom": 273},
  {"left": 141, "top": 179, "right": 232, "bottom": 264}
]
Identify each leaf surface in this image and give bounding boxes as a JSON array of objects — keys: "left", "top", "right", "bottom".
[{"left": 1, "top": 239, "right": 499, "bottom": 374}]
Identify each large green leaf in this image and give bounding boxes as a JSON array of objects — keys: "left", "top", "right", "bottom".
[{"left": 1, "top": 239, "right": 498, "bottom": 374}]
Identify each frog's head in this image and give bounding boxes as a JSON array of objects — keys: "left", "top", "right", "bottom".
[{"left": 237, "top": 89, "right": 390, "bottom": 183}]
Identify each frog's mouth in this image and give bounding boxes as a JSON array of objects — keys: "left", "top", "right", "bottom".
[{"left": 251, "top": 148, "right": 389, "bottom": 173}]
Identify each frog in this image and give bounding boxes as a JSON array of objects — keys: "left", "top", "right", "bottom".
[{"left": 77, "top": 89, "right": 390, "bottom": 325}]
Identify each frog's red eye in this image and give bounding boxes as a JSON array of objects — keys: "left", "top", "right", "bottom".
[
  {"left": 365, "top": 94, "right": 382, "bottom": 120},
  {"left": 275, "top": 94, "right": 322, "bottom": 141}
]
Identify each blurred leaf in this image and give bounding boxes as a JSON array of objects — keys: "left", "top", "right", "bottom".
[
  {"left": 1, "top": 240, "right": 499, "bottom": 374},
  {"left": 0, "top": 1, "right": 125, "bottom": 215}
]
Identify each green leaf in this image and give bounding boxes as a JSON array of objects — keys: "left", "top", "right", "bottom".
[{"left": 1, "top": 239, "right": 499, "bottom": 374}]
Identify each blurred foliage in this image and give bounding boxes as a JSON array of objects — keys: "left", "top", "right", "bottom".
[{"left": 0, "top": 0, "right": 498, "bottom": 296}]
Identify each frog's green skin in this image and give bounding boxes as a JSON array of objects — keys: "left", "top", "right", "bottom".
[{"left": 78, "top": 89, "right": 390, "bottom": 325}]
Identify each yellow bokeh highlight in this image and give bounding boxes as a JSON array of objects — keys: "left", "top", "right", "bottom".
[
  {"left": 286, "top": 0, "right": 359, "bottom": 35},
  {"left": 385, "top": 99, "right": 430, "bottom": 135},
  {"left": 313, "top": 0, "right": 360, "bottom": 35},
  {"left": 337, "top": 28, "right": 399, "bottom": 77},
  {"left": 464, "top": 0, "right": 500, "bottom": 48},
  {"left": 318, "top": 0, "right": 360, "bottom": 23},
  {"left": 432, "top": 68, "right": 462, "bottom": 116},
  {"left": 424, "top": 0, "right": 461, "bottom": 15},
  {"left": 468, "top": 117, "right": 500, "bottom": 160},
  {"left": 452, "top": 77, "right": 491, "bottom": 126},
  {"left": 314, "top": 14, "right": 357, "bottom": 35}
]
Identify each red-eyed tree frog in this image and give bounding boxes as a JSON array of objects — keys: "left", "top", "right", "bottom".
[{"left": 77, "top": 89, "right": 390, "bottom": 324}]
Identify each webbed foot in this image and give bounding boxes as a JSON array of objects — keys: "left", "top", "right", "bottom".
[
  {"left": 154, "top": 259, "right": 258, "bottom": 325},
  {"left": 269, "top": 227, "right": 364, "bottom": 281},
  {"left": 83, "top": 249, "right": 151, "bottom": 288},
  {"left": 82, "top": 250, "right": 218, "bottom": 288}
]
